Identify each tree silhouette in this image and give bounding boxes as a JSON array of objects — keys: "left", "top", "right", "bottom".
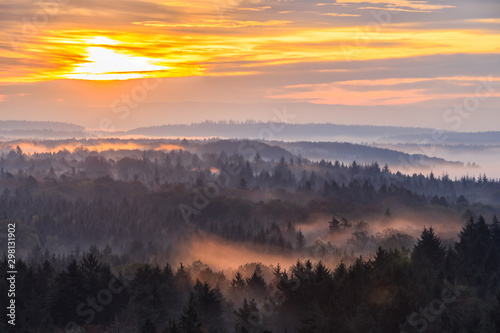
[
  {"left": 296, "top": 230, "right": 305, "bottom": 249},
  {"left": 246, "top": 265, "right": 267, "bottom": 299},
  {"left": 412, "top": 227, "right": 445, "bottom": 269},
  {"left": 140, "top": 318, "right": 157, "bottom": 333},
  {"left": 231, "top": 271, "right": 246, "bottom": 292},
  {"left": 179, "top": 293, "right": 203, "bottom": 333}
]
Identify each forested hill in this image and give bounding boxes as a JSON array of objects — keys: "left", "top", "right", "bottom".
[
  {"left": 0, "top": 120, "right": 85, "bottom": 138},
  {"left": 0, "top": 120, "right": 83, "bottom": 132},
  {"left": 191, "top": 139, "right": 460, "bottom": 167},
  {"left": 2, "top": 120, "right": 499, "bottom": 145},
  {"left": 124, "top": 121, "right": 500, "bottom": 144},
  {"left": 271, "top": 141, "right": 460, "bottom": 166},
  {"left": 125, "top": 121, "right": 442, "bottom": 141},
  {"left": 0, "top": 138, "right": 462, "bottom": 170}
]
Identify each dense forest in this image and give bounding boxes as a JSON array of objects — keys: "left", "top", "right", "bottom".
[
  {"left": 1, "top": 217, "right": 500, "bottom": 332},
  {"left": 0, "top": 141, "right": 499, "bottom": 332}
]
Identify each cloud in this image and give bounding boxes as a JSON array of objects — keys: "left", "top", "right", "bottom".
[
  {"left": 132, "top": 19, "right": 292, "bottom": 28},
  {"left": 0, "top": 0, "right": 498, "bottom": 131},
  {"left": 320, "top": 13, "right": 361, "bottom": 17},
  {"left": 269, "top": 76, "right": 500, "bottom": 106},
  {"left": 336, "top": 0, "right": 455, "bottom": 12}
]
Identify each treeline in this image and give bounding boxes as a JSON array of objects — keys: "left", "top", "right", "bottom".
[
  {"left": 1, "top": 145, "right": 499, "bottom": 204},
  {"left": 0, "top": 167, "right": 494, "bottom": 259},
  {"left": 1, "top": 216, "right": 499, "bottom": 332},
  {"left": 0, "top": 143, "right": 498, "bottom": 259}
]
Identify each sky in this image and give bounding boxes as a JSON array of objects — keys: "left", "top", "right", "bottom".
[{"left": 0, "top": 0, "right": 499, "bottom": 131}]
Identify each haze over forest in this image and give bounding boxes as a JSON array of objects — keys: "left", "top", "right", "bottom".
[
  {"left": 0, "top": 118, "right": 499, "bottom": 332},
  {"left": 1, "top": 120, "right": 499, "bottom": 179},
  {"left": 1, "top": 0, "right": 499, "bottom": 331}
]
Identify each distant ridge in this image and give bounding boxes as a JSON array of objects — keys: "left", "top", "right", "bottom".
[
  {"left": 126, "top": 121, "right": 442, "bottom": 139},
  {"left": 0, "top": 120, "right": 84, "bottom": 132},
  {"left": 124, "top": 121, "right": 500, "bottom": 144},
  {"left": 0, "top": 120, "right": 86, "bottom": 139},
  {"left": 272, "top": 141, "right": 462, "bottom": 166}
]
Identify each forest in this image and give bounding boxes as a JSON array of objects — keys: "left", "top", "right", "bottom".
[{"left": 0, "top": 141, "right": 499, "bottom": 332}]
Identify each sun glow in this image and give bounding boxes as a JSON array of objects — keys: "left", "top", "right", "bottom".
[{"left": 65, "top": 37, "right": 169, "bottom": 80}]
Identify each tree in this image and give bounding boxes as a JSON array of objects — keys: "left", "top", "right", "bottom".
[
  {"left": 234, "top": 298, "right": 260, "bottom": 332},
  {"left": 179, "top": 293, "right": 203, "bottom": 333},
  {"left": 162, "top": 320, "right": 180, "bottom": 333},
  {"left": 490, "top": 215, "right": 500, "bottom": 245},
  {"left": 140, "top": 318, "right": 157, "bottom": 333},
  {"left": 456, "top": 215, "right": 491, "bottom": 275},
  {"left": 246, "top": 265, "right": 267, "bottom": 298},
  {"left": 192, "top": 280, "right": 224, "bottom": 331},
  {"left": 298, "top": 300, "right": 329, "bottom": 333},
  {"left": 253, "top": 152, "right": 262, "bottom": 163},
  {"left": 231, "top": 271, "right": 246, "bottom": 291},
  {"left": 384, "top": 208, "right": 392, "bottom": 220},
  {"left": 412, "top": 227, "right": 445, "bottom": 270},
  {"left": 329, "top": 216, "right": 341, "bottom": 232},
  {"left": 296, "top": 230, "right": 305, "bottom": 249},
  {"left": 341, "top": 217, "right": 352, "bottom": 228},
  {"left": 51, "top": 260, "right": 85, "bottom": 326},
  {"left": 174, "top": 263, "right": 193, "bottom": 293},
  {"left": 350, "top": 160, "right": 359, "bottom": 175},
  {"left": 313, "top": 261, "right": 331, "bottom": 283}
]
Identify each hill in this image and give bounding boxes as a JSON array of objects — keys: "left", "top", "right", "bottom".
[{"left": 0, "top": 120, "right": 86, "bottom": 139}]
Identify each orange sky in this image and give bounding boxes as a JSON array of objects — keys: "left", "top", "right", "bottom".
[{"left": 0, "top": 0, "right": 499, "bottom": 130}]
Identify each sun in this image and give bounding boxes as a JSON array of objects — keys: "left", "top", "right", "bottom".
[{"left": 65, "top": 36, "right": 168, "bottom": 80}]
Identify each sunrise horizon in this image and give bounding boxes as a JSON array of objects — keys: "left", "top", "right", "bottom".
[{"left": 1, "top": 0, "right": 499, "bottom": 131}]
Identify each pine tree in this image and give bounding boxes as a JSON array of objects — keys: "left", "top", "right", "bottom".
[
  {"left": 412, "top": 227, "right": 445, "bottom": 269},
  {"left": 162, "top": 320, "right": 180, "bottom": 333},
  {"left": 231, "top": 271, "right": 246, "bottom": 291},
  {"left": 490, "top": 215, "right": 500, "bottom": 248},
  {"left": 457, "top": 216, "right": 492, "bottom": 274},
  {"left": 484, "top": 216, "right": 500, "bottom": 274},
  {"left": 333, "top": 261, "right": 348, "bottom": 283},
  {"left": 193, "top": 280, "right": 224, "bottom": 331},
  {"left": 384, "top": 208, "right": 392, "bottom": 221},
  {"left": 329, "top": 216, "right": 341, "bottom": 232},
  {"left": 246, "top": 265, "right": 267, "bottom": 298},
  {"left": 179, "top": 293, "right": 203, "bottom": 333},
  {"left": 313, "top": 261, "right": 331, "bottom": 283},
  {"left": 51, "top": 260, "right": 85, "bottom": 326},
  {"left": 234, "top": 298, "right": 260, "bottom": 332},
  {"left": 140, "top": 318, "right": 157, "bottom": 333},
  {"left": 298, "top": 300, "right": 329, "bottom": 333},
  {"left": 253, "top": 152, "right": 262, "bottom": 163},
  {"left": 174, "top": 263, "right": 193, "bottom": 293},
  {"left": 296, "top": 230, "right": 305, "bottom": 249}
]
